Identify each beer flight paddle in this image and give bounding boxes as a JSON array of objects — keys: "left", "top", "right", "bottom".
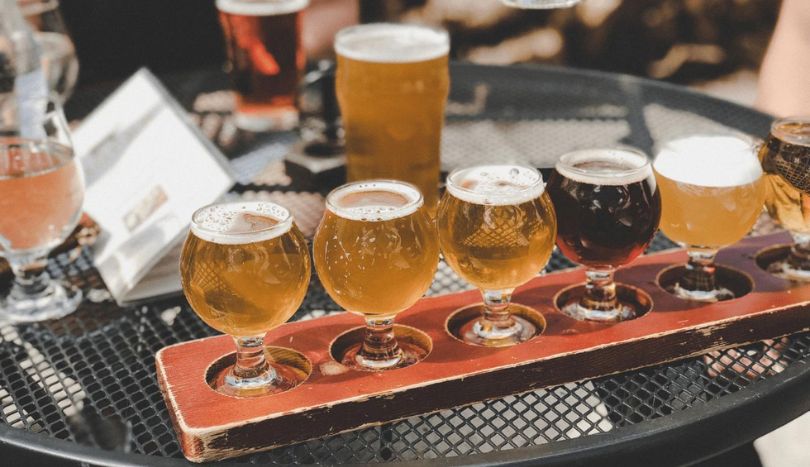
[{"left": 157, "top": 231, "right": 810, "bottom": 462}]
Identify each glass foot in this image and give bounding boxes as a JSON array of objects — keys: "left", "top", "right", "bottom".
[
  {"left": 767, "top": 259, "right": 810, "bottom": 282},
  {"left": 559, "top": 300, "right": 636, "bottom": 322},
  {"left": 341, "top": 341, "right": 427, "bottom": 371},
  {"left": 2, "top": 281, "right": 82, "bottom": 323},
  {"left": 453, "top": 304, "right": 541, "bottom": 347},
  {"left": 209, "top": 360, "right": 304, "bottom": 398},
  {"left": 670, "top": 283, "right": 735, "bottom": 303},
  {"left": 234, "top": 107, "right": 298, "bottom": 132}
]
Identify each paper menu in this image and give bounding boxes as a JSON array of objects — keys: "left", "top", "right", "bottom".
[{"left": 73, "top": 69, "right": 234, "bottom": 305}]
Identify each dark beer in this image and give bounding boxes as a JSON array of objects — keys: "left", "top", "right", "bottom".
[
  {"left": 549, "top": 148, "right": 660, "bottom": 322},
  {"left": 217, "top": 0, "right": 307, "bottom": 131},
  {"left": 547, "top": 149, "right": 661, "bottom": 269}
]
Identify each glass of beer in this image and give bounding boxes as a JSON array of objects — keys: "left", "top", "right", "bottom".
[
  {"left": 217, "top": 0, "right": 308, "bottom": 132},
  {"left": 180, "top": 201, "right": 311, "bottom": 397},
  {"left": 437, "top": 165, "right": 557, "bottom": 347},
  {"left": 654, "top": 135, "right": 765, "bottom": 302},
  {"left": 547, "top": 149, "right": 661, "bottom": 322},
  {"left": 0, "top": 94, "right": 84, "bottom": 323},
  {"left": 759, "top": 117, "right": 810, "bottom": 280},
  {"left": 335, "top": 23, "right": 450, "bottom": 212},
  {"left": 313, "top": 180, "right": 438, "bottom": 371}
]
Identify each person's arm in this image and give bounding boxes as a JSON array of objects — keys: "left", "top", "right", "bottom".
[
  {"left": 303, "top": 0, "right": 358, "bottom": 59},
  {"left": 756, "top": 0, "right": 810, "bottom": 117}
]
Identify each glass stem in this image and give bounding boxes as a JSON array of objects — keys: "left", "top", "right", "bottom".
[
  {"left": 788, "top": 232, "right": 810, "bottom": 271},
  {"left": 581, "top": 268, "right": 618, "bottom": 311},
  {"left": 232, "top": 335, "right": 272, "bottom": 380},
  {"left": 359, "top": 316, "right": 402, "bottom": 363},
  {"left": 479, "top": 289, "right": 516, "bottom": 333},
  {"left": 681, "top": 249, "right": 719, "bottom": 292},
  {"left": 8, "top": 254, "right": 52, "bottom": 301}
]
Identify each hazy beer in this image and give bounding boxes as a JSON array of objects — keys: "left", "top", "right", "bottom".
[
  {"left": 547, "top": 149, "right": 660, "bottom": 321},
  {"left": 759, "top": 117, "right": 810, "bottom": 279},
  {"left": 0, "top": 139, "right": 83, "bottom": 253},
  {"left": 313, "top": 180, "right": 438, "bottom": 370},
  {"left": 217, "top": 0, "right": 307, "bottom": 131},
  {"left": 654, "top": 135, "right": 765, "bottom": 301},
  {"left": 438, "top": 165, "right": 556, "bottom": 346},
  {"left": 335, "top": 24, "right": 450, "bottom": 211}
]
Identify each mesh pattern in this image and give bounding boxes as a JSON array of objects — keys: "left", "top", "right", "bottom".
[{"left": 1, "top": 64, "right": 805, "bottom": 465}]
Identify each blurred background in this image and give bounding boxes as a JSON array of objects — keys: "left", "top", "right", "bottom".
[{"left": 61, "top": 0, "right": 777, "bottom": 105}]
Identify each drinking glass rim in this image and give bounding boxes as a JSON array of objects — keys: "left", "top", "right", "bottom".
[
  {"left": 556, "top": 147, "right": 651, "bottom": 182},
  {"left": 325, "top": 179, "right": 424, "bottom": 220},
  {"left": 445, "top": 163, "right": 545, "bottom": 205},
  {"left": 334, "top": 22, "right": 450, "bottom": 61},
  {"left": 771, "top": 116, "right": 810, "bottom": 146},
  {"left": 190, "top": 201, "right": 294, "bottom": 240}
]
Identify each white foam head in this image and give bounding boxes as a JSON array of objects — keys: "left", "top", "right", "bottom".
[
  {"left": 654, "top": 135, "right": 762, "bottom": 187},
  {"left": 335, "top": 23, "right": 449, "bottom": 63},
  {"left": 216, "top": 0, "right": 308, "bottom": 16},
  {"left": 772, "top": 116, "right": 810, "bottom": 147},
  {"left": 446, "top": 165, "right": 545, "bottom": 206},
  {"left": 326, "top": 180, "right": 423, "bottom": 221},
  {"left": 555, "top": 148, "right": 652, "bottom": 186},
  {"left": 190, "top": 201, "right": 293, "bottom": 245}
]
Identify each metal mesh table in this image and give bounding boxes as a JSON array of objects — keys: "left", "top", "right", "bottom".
[{"left": 1, "top": 64, "right": 808, "bottom": 466}]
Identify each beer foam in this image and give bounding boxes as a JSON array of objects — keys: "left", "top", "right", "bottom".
[
  {"left": 654, "top": 135, "right": 762, "bottom": 187},
  {"left": 216, "top": 0, "right": 308, "bottom": 16},
  {"left": 555, "top": 148, "right": 652, "bottom": 186},
  {"left": 190, "top": 201, "right": 293, "bottom": 245},
  {"left": 327, "top": 181, "right": 423, "bottom": 221},
  {"left": 335, "top": 23, "right": 449, "bottom": 63},
  {"left": 446, "top": 165, "right": 545, "bottom": 206}
]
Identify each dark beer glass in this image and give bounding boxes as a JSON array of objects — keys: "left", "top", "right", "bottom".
[
  {"left": 547, "top": 148, "right": 661, "bottom": 322},
  {"left": 217, "top": 0, "right": 307, "bottom": 132},
  {"left": 759, "top": 117, "right": 810, "bottom": 280}
]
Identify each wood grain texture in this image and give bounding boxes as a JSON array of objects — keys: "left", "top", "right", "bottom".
[{"left": 156, "top": 232, "right": 810, "bottom": 462}]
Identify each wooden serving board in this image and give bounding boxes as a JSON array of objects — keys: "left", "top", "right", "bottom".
[{"left": 156, "top": 232, "right": 810, "bottom": 462}]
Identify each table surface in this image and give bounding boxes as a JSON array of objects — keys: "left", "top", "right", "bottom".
[{"left": 1, "top": 63, "right": 809, "bottom": 467}]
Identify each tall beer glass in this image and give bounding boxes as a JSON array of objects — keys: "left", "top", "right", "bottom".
[
  {"left": 547, "top": 149, "right": 661, "bottom": 322},
  {"left": 438, "top": 165, "right": 556, "bottom": 347},
  {"left": 335, "top": 24, "right": 450, "bottom": 212},
  {"left": 217, "top": 0, "right": 307, "bottom": 132},
  {"left": 313, "top": 180, "right": 438, "bottom": 371},
  {"left": 759, "top": 117, "right": 810, "bottom": 280},
  {"left": 654, "top": 135, "right": 765, "bottom": 302},
  {"left": 180, "top": 201, "right": 310, "bottom": 397},
  {"left": 0, "top": 95, "right": 84, "bottom": 323}
]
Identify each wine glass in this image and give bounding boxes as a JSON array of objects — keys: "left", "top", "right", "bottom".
[
  {"left": 0, "top": 94, "right": 85, "bottom": 322},
  {"left": 18, "top": 0, "right": 80, "bottom": 102}
]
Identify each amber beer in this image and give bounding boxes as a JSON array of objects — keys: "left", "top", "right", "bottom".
[
  {"left": 217, "top": 0, "right": 307, "bottom": 131},
  {"left": 313, "top": 181, "right": 438, "bottom": 316},
  {"left": 313, "top": 180, "right": 438, "bottom": 370},
  {"left": 438, "top": 167, "right": 556, "bottom": 291},
  {"left": 180, "top": 202, "right": 310, "bottom": 337},
  {"left": 759, "top": 117, "right": 810, "bottom": 279},
  {"left": 335, "top": 24, "right": 450, "bottom": 211},
  {"left": 654, "top": 135, "right": 765, "bottom": 301},
  {"left": 437, "top": 165, "right": 556, "bottom": 346}
]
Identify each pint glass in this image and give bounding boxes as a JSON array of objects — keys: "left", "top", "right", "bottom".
[
  {"left": 335, "top": 23, "right": 450, "bottom": 212},
  {"left": 217, "top": 0, "right": 307, "bottom": 131}
]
